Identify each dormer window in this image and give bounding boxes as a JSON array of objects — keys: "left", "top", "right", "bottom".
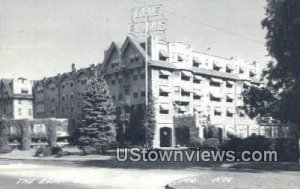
[
  {"left": 239, "top": 67, "right": 245, "bottom": 74},
  {"left": 213, "top": 61, "right": 222, "bottom": 71},
  {"left": 226, "top": 64, "right": 234, "bottom": 73},
  {"left": 249, "top": 70, "right": 256, "bottom": 78},
  {"left": 159, "top": 50, "right": 169, "bottom": 61},
  {"left": 193, "top": 57, "right": 201, "bottom": 67},
  {"left": 178, "top": 54, "right": 184, "bottom": 62}
]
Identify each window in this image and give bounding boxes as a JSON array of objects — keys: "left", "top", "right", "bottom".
[
  {"left": 214, "top": 110, "right": 222, "bottom": 116},
  {"left": 210, "top": 96, "right": 221, "bottom": 102},
  {"left": 133, "top": 92, "right": 138, "bottom": 98},
  {"left": 140, "top": 73, "right": 145, "bottom": 79},
  {"left": 193, "top": 95, "right": 201, "bottom": 100},
  {"left": 239, "top": 67, "right": 244, "bottom": 74},
  {"left": 112, "top": 95, "right": 116, "bottom": 101},
  {"left": 133, "top": 75, "right": 138, "bottom": 80},
  {"left": 193, "top": 79, "right": 201, "bottom": 84},
  {"left": 160, "top": 109, "right": 169, "bottom": 114},
  {"left": 193, "top": 62, "right": 200, "bottom": 67},
  {"left": 226, "top": 82, "right": 233, "bottom": 88},
  {"left": 18, "top": 108, "right": 22, "bottom": 116},
  {"left": 141, "top": 91, "right": 145, "bottom": 97},
  {"left": 174, "top": 86, "right": 180, "bottom": 94},
  {"left": 210, "top": 81, "right": 221, "bottom": 87},
  {"left": 227, "top": 112, "right": 233, "bottom": 117},
  {"left": 213, "top": 65, "right": 221, "bottom": 71},
  {"left": 159, "top": 92, "right": 169, "bottom": 97},
  {"left": 159, "top": 75, "right": 168, "bottom": 79},
  {"left": 181, "top": 91, "right": 190, "bottom": 97},
  {"left": 111, "top": 80, "right": 115, "bottom": 85},
  {"left": 28, "top": 109, "right": 32, "bottom": 116},
  {"left": 125, "top": 88, "right": 130, "bottom": 95},
  {"left": 118, "top": 78, "right": 122, "bottom": 84},
  {"left": 226, "top": 97, "right": 233, "bottom": 103},
  {"left": 21, "top": 89, "right": 28, "bottom": 94},
  {"left": 181, "top": 75, "right": 190, "bottom": 81}
]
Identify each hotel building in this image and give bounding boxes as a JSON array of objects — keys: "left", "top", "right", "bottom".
[
  {"left": 32, "top": 64, "right": 99, "bottom": 135},
  {"left": 101, "top": 35, "right": 261, "bottom": 148},
  {"left": 0, "top": 78, "right": 34, "bottom": 120}
]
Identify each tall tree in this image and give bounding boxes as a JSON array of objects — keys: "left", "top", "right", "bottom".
[
  {"left": 244, "top": 0, "right": 300, "bottom": 125},
  {"left": 77, "top": 75, "right": 116, "bottom": 153}
]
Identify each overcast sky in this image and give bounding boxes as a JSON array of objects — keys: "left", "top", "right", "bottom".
[{"left": 0, "top": 0, "right": 269, "bottom": 80}]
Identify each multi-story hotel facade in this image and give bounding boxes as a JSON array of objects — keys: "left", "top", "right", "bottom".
[
  {"left": 32, "top": 64, "right": 99, "bottom": 135},
  {"left": 0, "top": 78, "right": 34, "bottom": 120},
  {"left": 101, "top": 35, "right": 261, "bottom": 148}
]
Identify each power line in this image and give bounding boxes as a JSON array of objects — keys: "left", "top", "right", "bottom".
[{"left": 164, "top": 10, "right": 265, "bottom": 45}]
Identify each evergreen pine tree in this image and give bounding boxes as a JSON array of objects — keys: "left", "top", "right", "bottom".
[{"left": 77, "top": 75, "right": 116, "bottom": 153}]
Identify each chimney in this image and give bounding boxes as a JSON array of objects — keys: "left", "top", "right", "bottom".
[{"left": 71, "top": 63, "right": 76, "bottom": 72}]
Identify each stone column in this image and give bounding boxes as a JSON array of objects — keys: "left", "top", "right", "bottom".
[
  {"left": 21, "top": 119, "right": 31, "bottom": 150},
  {"left": 48, "top": 119, "right": 57, "bottom": 147},
  {"left": 0, "top": 118, "right": 11, "bottom": 153}
]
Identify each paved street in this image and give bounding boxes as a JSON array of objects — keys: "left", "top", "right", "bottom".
[{"left": 0, "top": 159, "right": 299, "bottom": 189}]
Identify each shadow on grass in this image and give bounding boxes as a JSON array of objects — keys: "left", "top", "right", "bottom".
[{"left": 72, "top": 156, "right": 300, "bottom": 173}]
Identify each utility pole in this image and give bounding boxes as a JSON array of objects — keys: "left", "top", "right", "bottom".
[{"left": 145, "top": 0, "right": 149, "bottom": 107}]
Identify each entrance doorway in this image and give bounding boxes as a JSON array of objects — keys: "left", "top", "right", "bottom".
[{"left": 160, "top": 127, "right": 172, "bottom": 147}]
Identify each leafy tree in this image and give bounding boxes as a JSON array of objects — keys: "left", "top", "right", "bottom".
[
  {"left": 244, "top": 0, "right": 300, "bottom": 125},
  {"left": 77, "top": 76, "right": 116, "bottom": 153},
  {"left": 243, "top": 86, "right": 278, "bottom": 119}
]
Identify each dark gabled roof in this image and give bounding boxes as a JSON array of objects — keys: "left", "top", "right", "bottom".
[{"left": 121, "top": 36, "right": 151, "bottom": 63}]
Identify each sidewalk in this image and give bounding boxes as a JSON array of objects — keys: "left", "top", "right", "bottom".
[{"left": 0, "top": 149, "right": 114, "bottom": 162}]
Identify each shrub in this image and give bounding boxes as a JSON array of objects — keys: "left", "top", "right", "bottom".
[
  {"left": 55, "top": 151, "right": 70, "bottom": 158},
  {"left": 81, "top": 146, "right": 97, "bottom": 155},
  {"left": 0, "top": 146, "right": 11, "bottom": 154},
  {"left": 51, "top": 146, "right": 63, "bottom": 155},
  {"left": 35, "top": 146, "right": 51, "bottom": 157}
]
